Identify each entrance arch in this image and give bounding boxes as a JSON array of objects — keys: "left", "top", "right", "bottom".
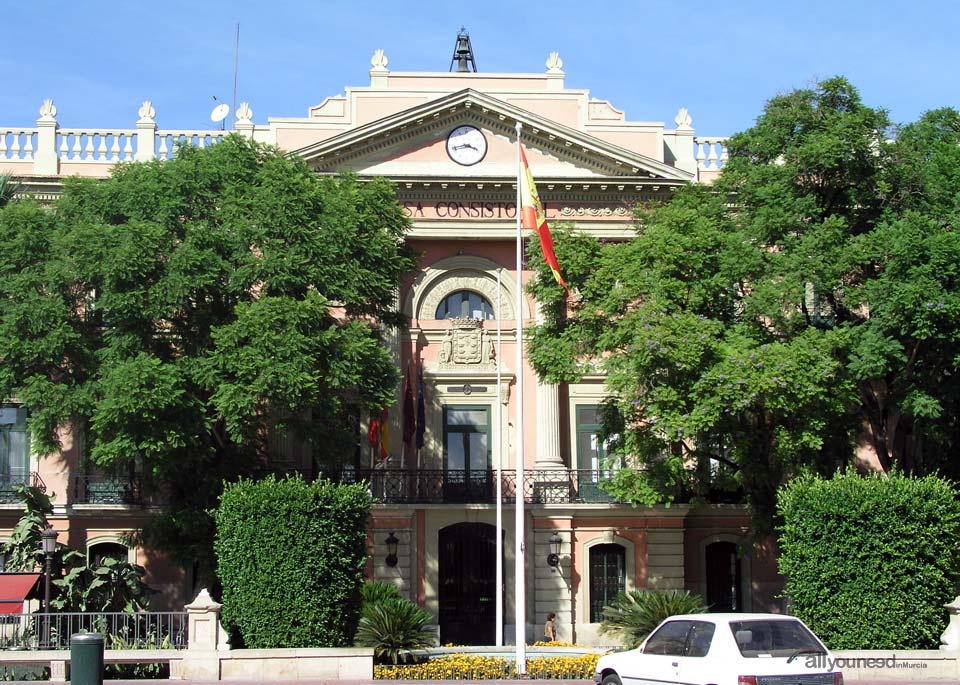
[{"left": 438, "top": 522, "right": 499, "bottom": 645}]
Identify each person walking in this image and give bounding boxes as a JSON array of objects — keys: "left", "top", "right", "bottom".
[{"left": 544, "top": 612, "right": 557, "bottom": 642}]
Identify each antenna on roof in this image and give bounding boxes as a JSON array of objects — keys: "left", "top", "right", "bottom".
[{"left": 450, "top": 27, "right": 477, "bottom": 73}]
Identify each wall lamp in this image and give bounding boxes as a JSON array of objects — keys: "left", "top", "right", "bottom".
[
  {"left": 385, "top": 532, "right": 399, "bottom": 567},
  {"left": 546, "top": 532, "right": 562, "bottom": 567}
]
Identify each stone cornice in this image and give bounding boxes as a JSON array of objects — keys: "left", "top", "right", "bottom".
[{"left": 295, "top": 89, "right": 693, "bottom": 181}]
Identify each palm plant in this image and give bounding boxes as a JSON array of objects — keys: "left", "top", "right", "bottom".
[
  {"left": 0, "top": 174, "right": 21, "bottom": 207},
  {"left": 354, "top": 597, "right": 436, "bottom": 664},
  {"left": 360, "top": 580, "right": 404, "bottom": 607},
  {"left": 599, "top": 589, "right": 707, "bottom": 648}
]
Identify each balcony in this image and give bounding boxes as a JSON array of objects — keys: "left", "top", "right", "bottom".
[
  {"left": 0, "top": 471, "right": 45, "bottom": 503},
  {"left": 322, "top": 468, "right": 623, "bottom": 505},
  {"left": 73, "top": 475, "right": 141, "bottom": 505}
]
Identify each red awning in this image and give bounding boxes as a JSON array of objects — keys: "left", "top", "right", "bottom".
[{"left": 0, "top": 573, "right": 41, "bottom": 615}]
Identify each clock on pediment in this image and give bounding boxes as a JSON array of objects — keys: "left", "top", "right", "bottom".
[{"left": 446, "top": 125, "right": 487, "bottom": 166}]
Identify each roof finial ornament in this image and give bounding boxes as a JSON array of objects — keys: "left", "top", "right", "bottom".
[
  {"left": 371, "top": 49, "right": 389, "bottom": 72},
  {"left": 545, "top": 52, "right": 564, "bottom": 74},
  {"left": 39, "top": 99, "right": 57, "bottom": 120},
  {"left": 137, "top": 100, "right": 156, "bottom": 123},
  {"left": 450, "top": 27, "right": 477, "bottom": 73},
  {"left": 236, "top": 102, "right": 253, "bottom": 123},
  {"left": 675, "top": 108, "right": 693, "bottom": 129}
]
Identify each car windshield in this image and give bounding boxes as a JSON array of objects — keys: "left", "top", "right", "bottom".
[{"left": 729, "top": 619, "right": 825, "bottom": 658}]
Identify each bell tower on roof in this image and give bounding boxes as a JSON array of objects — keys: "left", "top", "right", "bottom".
[{"left": 449, "top": 28, "right": 477, "bottom": 72}]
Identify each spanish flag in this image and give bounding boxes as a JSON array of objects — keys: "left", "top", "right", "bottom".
[{"left": 519, "top": 145, "right": 568, "bottom": 294}]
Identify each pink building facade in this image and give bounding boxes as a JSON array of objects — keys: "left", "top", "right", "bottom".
[{"left": 1, "top": 48, "right": 781, "bottom": 645}]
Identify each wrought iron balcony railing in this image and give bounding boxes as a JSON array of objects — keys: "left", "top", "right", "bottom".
[
  {"left": 0, "top": 471, "right": 45, "bottom": 503},
  {"left": 73, "top": 475, "right": 141, "bottom": 505},
  {"left": 321, "top": 468, "right": 623, "bottom": 505}
]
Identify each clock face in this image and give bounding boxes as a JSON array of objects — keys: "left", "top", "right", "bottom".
[{"left": 446, "top": 125, "right": 487, "bottom": 166}]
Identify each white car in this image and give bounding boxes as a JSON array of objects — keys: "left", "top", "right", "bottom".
[{"left": 594, "top": 613, "right": 843, "bottom": 685}]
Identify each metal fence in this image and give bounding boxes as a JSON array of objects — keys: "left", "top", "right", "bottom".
[{"left": 0, "top": 612, "right": 188, "bottom": 650}]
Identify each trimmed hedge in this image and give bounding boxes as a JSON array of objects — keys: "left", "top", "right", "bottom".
[
  {"left": 215, "top": 475, "right": 370, "bottom": 648},
  {"left": 778, "top": 471, "right": 960, "bottom": 649}
]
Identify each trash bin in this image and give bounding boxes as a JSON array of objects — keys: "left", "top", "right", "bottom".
[{"left": 70, "top": 633, "right": 103, "bottom": 685}]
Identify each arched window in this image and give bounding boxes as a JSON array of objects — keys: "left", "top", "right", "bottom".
[
  {"left": 435, "top": 291, "right": 494, "bottom": 320},
  {"left": 589, "top": 543, "right": 625, "bottom": 622},
  {"left": 89, "top": 542, "right": 129, "bottom": 567}
]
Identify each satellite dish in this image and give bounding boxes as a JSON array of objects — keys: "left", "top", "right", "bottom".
[{"left": 210, "top": 103, "right": 230, "bottom": 123}]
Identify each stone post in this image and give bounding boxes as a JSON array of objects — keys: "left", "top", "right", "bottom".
[
  {"left": 34, "top": 99, "right": 59, "bottom": 175},
  {"left": 135, "top": 101, "right": 157, "bottom": 162},
  {"left": 940, "top": 596, "right": 960, "bottom": 650},
  {"left": 234, "top": 102, "right": 255, "bottom": 140},
  {"left": 181, "top": 588, "right": 227, "bottom": 680},
  {"left": 666, "top": 108, "right": 697, "bottom": 176}
]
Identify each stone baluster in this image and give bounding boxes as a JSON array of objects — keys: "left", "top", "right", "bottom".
[
  {"left": 35, "top": 99, "right": 59, "bottom": 175},
  {"left": 136, "top": 101, "right": 157, "bottom": 162},
  {"left": 940, "top": 595, "right": 960, "bottom": 650}
]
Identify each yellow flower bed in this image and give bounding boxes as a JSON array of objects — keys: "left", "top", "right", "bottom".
[{"left": 374, "top": 652, "right": 600, "bottom": 680}]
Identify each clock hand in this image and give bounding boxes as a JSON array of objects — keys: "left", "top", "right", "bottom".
[{"left": 453, "top": 143, "right": 478, "bottom": 151}]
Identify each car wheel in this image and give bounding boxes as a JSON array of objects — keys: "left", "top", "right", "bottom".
[{"left": 602, "top": 673, "right": 623, "bottom": 685}]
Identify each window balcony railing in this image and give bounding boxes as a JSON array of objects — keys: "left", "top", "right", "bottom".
[
  {"left": 73, "top": 475, "right": 141, "bottom": 505},
  {"left": 0, "top": 471, "right": 45, "bottom": 503},
  {"left": 320, "top": 468, "right": 624, "bottom": 505}
]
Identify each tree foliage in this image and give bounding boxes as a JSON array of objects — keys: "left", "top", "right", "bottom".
[
  {"left": 528, "top": 78, "right": 960, "bottom": 530},
  {"left": 778, "top": 471, "right": 960, "bottom": 649},
  {"left": 214, "top": 476, "right": 370, "bottom": 648},
  {"left": 0, "top": 136, "right": 416, "bottom": 583}
]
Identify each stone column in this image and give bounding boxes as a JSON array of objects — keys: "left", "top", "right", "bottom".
[
  {"left": 534, "top": 302, "right": 564, "bottom": 470},
  {"left": 534, "top": 379, "right": 564, "bottom": 468},
  {"left": 34, "top": 100, "right": 59, "bottom": 175}
]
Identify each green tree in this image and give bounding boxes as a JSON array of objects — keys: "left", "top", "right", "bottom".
[
  {"left": 528, "top": 78, "right": 960, "bottom": 529},
  {"left": 0, "top": 136, "right": 416, "bottom": 585}
]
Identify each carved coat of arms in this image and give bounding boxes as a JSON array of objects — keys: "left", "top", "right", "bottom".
[{"left": 437, "top": 318, "right": 495, "bottom": 369}]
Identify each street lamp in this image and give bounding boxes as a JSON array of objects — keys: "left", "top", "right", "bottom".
[
  {"left": 40, "top": 525, "right": 57, "bottom": 649},
  {"left": 385, "top": 532, "right": 399, "bottom": 567},
  {"left": 546, "top": 532, "right": 562, "bottom": 567}
]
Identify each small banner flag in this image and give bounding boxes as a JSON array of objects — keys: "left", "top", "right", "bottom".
[
  {"left": 379, "top": 408, "right": 389, "bottom": 462},
  {"left": 519, "top": 145, "right": 568, "bottom": 294},
  {"left": 402, "top": 364, "right": 416, "bottom": 445},
  {"left": 416, "top": 363, "right": 426, "bottom": 451}
]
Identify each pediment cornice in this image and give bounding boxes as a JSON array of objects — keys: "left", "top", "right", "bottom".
[{"left": 293, "top": 89, "right": 693, "bottom": 182}]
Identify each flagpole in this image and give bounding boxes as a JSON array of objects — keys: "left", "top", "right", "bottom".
[
  {"left": 495, "top": 266, "right": 503, "bottom": 648},
  {"left": 513, "top": 121, "right": 526, "bottom": 673}
]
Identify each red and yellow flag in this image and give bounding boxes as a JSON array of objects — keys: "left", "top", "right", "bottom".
[{"left": 519, "top": 145, "right": 568, "bottom": 294}]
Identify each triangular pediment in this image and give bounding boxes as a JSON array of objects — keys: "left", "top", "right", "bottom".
[{"left": 293, "top": 89, "right": 692, "bottom": 183}]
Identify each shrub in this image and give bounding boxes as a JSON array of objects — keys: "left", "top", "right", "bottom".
[
  {"left": 355, "top": 597, "right": 436, "bottom": 664},
  {"left": 215, "top": 475, "right": 369, "bottom": 648},
  {"left": 599, "top": 589, "right": 707, "bottom": 648},
  {"left": 778, "top": 471, "right": 960, "bottom": 649}
]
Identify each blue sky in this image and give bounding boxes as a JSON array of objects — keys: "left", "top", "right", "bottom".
[{"left": 2, "top": 1, "right": 956, "bottom": 135}]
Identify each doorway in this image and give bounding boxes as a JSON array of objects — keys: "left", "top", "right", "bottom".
[{"left": 438, "top": 522, "right": 500, "bottom": 645}]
